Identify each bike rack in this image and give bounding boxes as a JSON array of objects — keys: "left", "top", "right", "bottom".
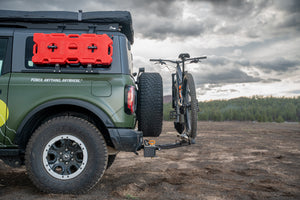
[
  {"left": 143, "top": 138, "right": 194, "bottom": 157},
  {"left": 144, "top": 54, "right": 206, "bottom": 158}
]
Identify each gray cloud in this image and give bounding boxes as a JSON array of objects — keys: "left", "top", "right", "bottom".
[
  {"left": 272, "top": 1, "right": 300, "bottom": 32},
  {"left": 194, "top": 68, "right": 262, "bottom": 85},
  {"left": 205, "top": 56, "right": 230, "bottom": 66},
  {"left": 253, "top": 58, "right": 299, "bottom": 72},
  {"left": 261, "top": 78, "right": 281, "bottom": 83},
  {"left": 139, "top": 18, "right": 207, "bottom": 40},
  {"left": 207, "top": 56, "right": 300, "bottom": 73},
  {"left": 205, "top": 0, "right": 267, "bottom": 19},
  {"left": 197, "top": 84, "right": 238, "bottom": 96},
  {"left": 288, "top": 90, "right": 300, "bottom": 94},
  {"left": 138, "top": 0, "right": 300, "bottom": 40},
  {"left": 0, "top": 0, "right": 182, "bottom": 16},
  {"left": 273, "top": 0, "right": 300, "bottom": 14}
]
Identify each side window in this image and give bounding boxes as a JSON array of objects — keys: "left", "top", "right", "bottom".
[
  {"left": 25, "top": 37, "right": 36, "bottom": 68},
  {"left": 0, "top": 38, "right": 9, "bottom": 75}
]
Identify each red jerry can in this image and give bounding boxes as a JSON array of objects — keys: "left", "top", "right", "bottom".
[
  {"left": 32, "top": 33, "right": 113, "bottom": 66},
  {"left": 79, "top": 34, "right": 113, "bottom": 65},
  {"left": 65, "top": 34, "right": 81, "bottom": 64},
  {"left": 32, "top": 33, "right": 67, "bottom": 64}
]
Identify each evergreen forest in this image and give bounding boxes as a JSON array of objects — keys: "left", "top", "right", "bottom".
[{"left": 163, "top": 96, "right": 300, "bottom": 122}]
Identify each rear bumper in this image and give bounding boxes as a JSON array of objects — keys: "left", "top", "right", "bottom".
[{"left": 108, "top": 128, "right": 143, "bottom": 152}]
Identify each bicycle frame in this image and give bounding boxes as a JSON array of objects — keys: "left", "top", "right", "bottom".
[
  {"left": 150, "top": 54, "right": 206, "bottom": 133},
  {"left": 172, "top": 63, "right": 183, "bottom": 123}
]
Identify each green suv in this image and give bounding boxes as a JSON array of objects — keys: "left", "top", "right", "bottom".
[{"left": 0, "top": 10, "right": 163, "bottom": 193}]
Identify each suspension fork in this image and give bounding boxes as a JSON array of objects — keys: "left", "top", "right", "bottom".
[
  {"left": 175, "top": 63, "right": 184, "bottom": 123},
  {"left": 175, "top": 62, "right": 183, "bottom": 106}
]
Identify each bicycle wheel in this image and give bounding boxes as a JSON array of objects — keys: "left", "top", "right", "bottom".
[{"left": 182, "top": 73, "right": 198, "bottom": 139}]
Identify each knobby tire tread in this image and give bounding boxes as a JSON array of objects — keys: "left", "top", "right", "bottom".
[
  {"left": 137, "top": 73, "right": 163, "bottom": 137},
  {"left": 183, "top": 73, "right": 198, "bottom": 139},
  {"left": 25, "top": 116, "right": 108, "bottom": 194}
]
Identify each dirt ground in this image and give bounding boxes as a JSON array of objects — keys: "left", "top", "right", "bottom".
[{"left": 0, "top": 121, "right": 299, "bottom": 200}]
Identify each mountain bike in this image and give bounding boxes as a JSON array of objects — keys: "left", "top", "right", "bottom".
[{"left": 150, "top": 53, "right": 206, "bottom": 144}]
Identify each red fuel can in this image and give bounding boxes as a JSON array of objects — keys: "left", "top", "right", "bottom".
[{"left": 32, "top": 33, "right": 113, "bottom": 65}]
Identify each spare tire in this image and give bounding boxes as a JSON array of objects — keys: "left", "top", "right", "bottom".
[{"left": 137, "top": 72, "right": 163, "bottom": 137}]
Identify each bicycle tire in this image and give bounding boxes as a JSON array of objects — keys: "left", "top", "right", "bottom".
[{"left": 182, "top": 73, "right": 198, "bottom": 139}]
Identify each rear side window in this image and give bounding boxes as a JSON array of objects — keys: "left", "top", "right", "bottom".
[
  {"left": 0, "top": 38, "right": 9, "bottom": 75},
  {"left": 25, "top": 37, "right": 37, "bottom": 68}
]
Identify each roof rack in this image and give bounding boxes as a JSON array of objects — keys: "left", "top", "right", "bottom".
[{"left": 0, "top": 10, "right": 134, "bottom": 44}]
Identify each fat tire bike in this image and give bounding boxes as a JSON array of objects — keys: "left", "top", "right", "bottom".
[{"left": 150, "top": 53, "right": 206, "bottom": 143}]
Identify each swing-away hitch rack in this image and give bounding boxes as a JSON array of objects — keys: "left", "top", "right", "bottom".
[{"left": 143, "top": 138, "right": 194, "bottom": 158}]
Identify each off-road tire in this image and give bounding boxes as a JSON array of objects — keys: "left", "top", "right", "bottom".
[
  {"left": 182, "top": 73, "right": 198, "bottom": 139},
  {"left": 25, "top": 116, "right": 108, "bottom": 194},
  {"left": 137, "top": 72, "right": 163, "bottom": 137}
]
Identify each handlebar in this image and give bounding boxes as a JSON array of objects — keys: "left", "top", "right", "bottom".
[
  {"left": 150, "top": 56, "right": 206, "bottom": 65},
  {"left": 149, "top": 59, "right": 178, "bottom": 64},
  {"left": 186, "top": 56, "right": 207, "bottom": 61}
]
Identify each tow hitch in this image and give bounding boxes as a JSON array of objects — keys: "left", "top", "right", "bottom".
[{"left": 143, "top": 137, "right": 194, "bottom": 158}]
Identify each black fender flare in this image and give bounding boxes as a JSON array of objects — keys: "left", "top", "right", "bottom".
[{"left": 14, "top": 99, "right": 114, "bottom": 147}]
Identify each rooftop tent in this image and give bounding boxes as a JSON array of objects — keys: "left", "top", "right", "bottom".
[{"left": 0, "top": 10, "right": 134, "bottom": 44}]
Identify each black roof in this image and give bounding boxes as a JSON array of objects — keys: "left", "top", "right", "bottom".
[{"left": 0, "top": 10, "right": 134, "bottom": 44}]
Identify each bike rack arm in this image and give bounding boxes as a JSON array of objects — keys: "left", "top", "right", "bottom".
[
  {"left": 157, "top": 140, "right": 191, "bottom": 150},
  {"left": 143, "top": 139, "right": 193, "bottom": 157}
]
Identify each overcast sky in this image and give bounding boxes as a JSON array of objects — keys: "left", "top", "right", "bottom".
[{"left": 1, "top": 0, "right": 299, "bottom": 101}]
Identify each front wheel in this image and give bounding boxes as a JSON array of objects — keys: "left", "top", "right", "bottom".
[
  {"left": 182, "top": 73, "right": 198, "bottom": 139},
  {"left": 25, "top": 116, "right": 108, "bottom": 194}
]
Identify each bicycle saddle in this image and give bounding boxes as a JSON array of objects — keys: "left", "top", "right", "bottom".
[{"left": 178, "top": 53, "right": 190, "bottom": 60}]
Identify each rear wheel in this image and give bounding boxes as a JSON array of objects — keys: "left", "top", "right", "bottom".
[
  {"left": 25, "top": 116, "right": 107, "bottom": 194},
  {"left": 182, "top": 73, "right": 198, "bottom": 139},
  {"left": 137, "top": 72, "right": 163, "bottom": 137}
]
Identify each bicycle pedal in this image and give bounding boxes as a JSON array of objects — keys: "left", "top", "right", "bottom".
[{"left": 179, "top": 133, "right": 189, "bottom": 140}]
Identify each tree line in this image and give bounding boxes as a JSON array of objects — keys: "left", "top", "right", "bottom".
[{"left": 163, "top": 96, "right": 300, "bottom": 122}]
